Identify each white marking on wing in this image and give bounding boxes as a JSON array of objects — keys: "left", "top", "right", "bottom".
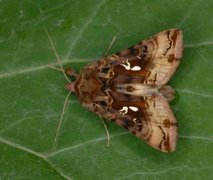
[
  {"left": 119, "top": 106, "right": 128, "bottom": 115},
  {"left": 129, "top": 106, "right": 139, "bottom": 112},
  {"left": 131, "top": 66, "right": 141, "bottom": 71},
  {"left": 120, "top": 60, "right": 131, "bottom": 70}
]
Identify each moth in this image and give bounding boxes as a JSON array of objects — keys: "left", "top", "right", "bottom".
[{"left": 51, "top": 29, "right": 183, "bottom": 152}]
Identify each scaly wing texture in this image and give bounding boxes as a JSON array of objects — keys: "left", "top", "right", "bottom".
[
  {"left": 83, "top": 94, "right": 177, "bottom": 152},
  {"left": 112, "top": 96, "right": 177, "bottom": 152},
  {"left": 113, "top": 29, "right": 183, "bottom": 87},
  {"left": 78, "top": 29, "right": 183, "bottom": 152}
]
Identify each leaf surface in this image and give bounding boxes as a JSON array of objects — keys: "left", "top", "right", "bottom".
[{"left": 0, "top": 0, "right": 212, "bottom": 179}]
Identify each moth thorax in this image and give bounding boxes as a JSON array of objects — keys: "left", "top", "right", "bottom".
[{"left": 116, "top": 83, "right": 158, "bottom": 96}]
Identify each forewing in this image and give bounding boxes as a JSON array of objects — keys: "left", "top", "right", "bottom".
[
  {"left": 141, "top": 29, "right": 183, "bottom": 86},
  {"left": 97, "top": 29, "right": 183, "bottom": 87},
  {"left": 83, "top": 94, "right": 177, "bottom": 152},
  {"left": 84, "top": 29, "right": 183, "bottom": 87}
]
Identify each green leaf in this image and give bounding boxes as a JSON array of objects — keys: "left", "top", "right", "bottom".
[{"left": 0, "top": 0, "right": 212, "bottom": 179}]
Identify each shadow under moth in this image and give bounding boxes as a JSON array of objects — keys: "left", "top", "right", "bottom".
[{"left": 49, "top": 29, "right": 183, "bottom": 152}]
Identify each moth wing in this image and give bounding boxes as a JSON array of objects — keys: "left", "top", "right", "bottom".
[
  {"left": 99, "top": 29, "right": 183, "bottom": 87},
  {"left": 83, "top": 95, "right": 177, "bottom": 152},
  {"left": 141, "top": 29, "right": 183, "bottom": 86},
  {"left": 77, "top": 29, "right": 181, "bottom": 152},
  {"left": 139, "top": 95, "right": 177, "bottom": 152}
]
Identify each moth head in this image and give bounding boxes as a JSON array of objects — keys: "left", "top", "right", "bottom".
[{"left": 65, "top": 82, "right": 76, "bottom": 93}]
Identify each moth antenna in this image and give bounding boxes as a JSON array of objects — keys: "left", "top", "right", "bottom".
[
  {"left": 105, "top": 36, "right": 117, "bottom": 56},
  {"left": 45, "top": 29, "right": 72, "bottom": 149},
  {"left": 44, "top": 28, "right": 71, "bottom": 83},
  {"left": 52, "top": 91, "right": 72, "bottom": 149},
  {"left": 99, "top": 116, "right": 110, "bottom": 147},
  {"left": 48, "top": 65, "right": 63, "bottom": 72}
]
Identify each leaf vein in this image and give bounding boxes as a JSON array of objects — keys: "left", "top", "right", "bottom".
[
  {"left": 0, "top": 137, "right": 72, "bottom": 180},
  {"left": 47, "top": 131, "right": 130, "bottom": 157},
  {"left": 185, "top": 41, "right": 213, "bottom": 48},
  {"left": 179, "top": 135, "right": 213, "bottom": 142},
  {"left": 177, "top": 88, "right": 213, "bottom": 98},
  {"left": 115, "top": 165, "right": 213, "bottom": 179},
  {"left": 64, "top": 0, "right": 107, "bottom": 59},
  {"left": 0, "top": 116, "right": 43, "bottom": 134},
  {"left": 0, "top": 58, "right": 93, "bottom": 79}
]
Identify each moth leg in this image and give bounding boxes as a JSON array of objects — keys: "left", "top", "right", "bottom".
[
  {"left": 99, "top": 116, "right": 110, "bottom": 147},
  {"left": 65, "top": 68, "right": 78, "bottom": 77},
  {"left": 104, "top": 36, "right": 117, "bottom": 56},
  {"left": 97, "top": 72, "right": 108, "bottom": 78},
  {"left": 94, "top": 95, "right": 109, "bottom": 102}
]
